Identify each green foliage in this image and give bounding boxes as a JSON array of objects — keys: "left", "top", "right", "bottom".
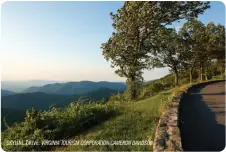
[
  {"left": 138, "top": 74, "right": 178, "bottom": 100},
  {"left": 160, "top": 93, "right": 174, "bottom": 109},
  {"left": 1, "top": 108, "right": 26, "bottom": 131},
  {"left": 137, "top": 67, "right": 217, "bottom": 101},
  {"left": 101, "top": 1, "right": 210, "bottom": 100},
  {"left": 55, "top": 90, "right": 175, "bottom": 151},
  {"left": 108, "top": 92, "right": 128, "bottom": 103},
  {"left": 208, "top": 59, "right": 225, "bottom": 78},
  {"left": 180, "top": 77, "right": 190, "bottom": 85},
  {"left": 1, "top": 88, "right": 122, "bottom": 132},
  {"left": 2, "top": 2, "right": 224, "bottom": 151},
  {"left": 180, "top": 19, "right": 225, "bottom": 82},
  {"left": 2, "top": 88, "right": 122, "bottom": 111},
  {"left": 2, "top": 103, "right": 118, "bottom": 151},
  {"left": 211, "top": 73, "right": 225, "bottom": 80},
  {"left": 138, "top": 81, "right": 165, "bottom": 99},
  {"left": 151, "top": 28, "right": 184, "bottom": 85}
]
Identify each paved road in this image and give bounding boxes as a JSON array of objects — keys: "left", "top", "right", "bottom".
[{"left": 179, "top": 81, "right": 225, "bottom": 151}]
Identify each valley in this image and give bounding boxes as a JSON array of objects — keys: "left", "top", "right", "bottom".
[{"left": 1, "top": 81, "right": 126, "bottom": 131}]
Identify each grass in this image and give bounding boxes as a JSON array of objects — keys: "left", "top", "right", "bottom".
[
  {"left": 1, "top": 103, "right": 119, "bottom": 151},
  {"left": 1, "top": 82, "right": 190, "bottom": 151},
  {"left": 54, "top": 85, "right": 187, "bottom": 151}
]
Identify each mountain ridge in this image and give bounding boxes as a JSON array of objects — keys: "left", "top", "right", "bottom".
[
  {"left": 23, "top": 81, "right": 126, "bottom": 95},
  {"left": 1, "top": 89, "right": 16, "bottom": 96},
  {"left": 1, "top": 87, "right": 123, "bottom": 110}
]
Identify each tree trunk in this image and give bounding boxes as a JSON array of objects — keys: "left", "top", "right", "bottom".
[
  {"left": 174, "top": 70, "right": 179, "bottom": 86},
  {"left": 205, "top": 66, "right": 208, "bottom": 81},
  {"left": 200, "top": 65, "right": 203, "bottom": 82},
  {"left": 189, "top": 69, "right": 193, "bottom": 84},
  {"left": 127, "top": 76, "right": 136, "bottom": 101},
  {"left": 189, "top": 62, "right": 195, "bottom": 84}
]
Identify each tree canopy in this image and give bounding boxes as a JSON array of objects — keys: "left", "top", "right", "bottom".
[{"left": 101, "top": 1, "right": 211, "bottom": 100}]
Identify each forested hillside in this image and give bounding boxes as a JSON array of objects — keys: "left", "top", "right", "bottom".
[
  {"left": 1, "top": 87, "right": 122, "bottom": 131},
  {"left": 1, "top": 108, "right": 26, "bottom": 131},
  {"left": 2, "top": 87, "right": 122, "bottom": 110},
  {"left": 23, "top": 81, "right": 126, "bottom": 95},
  {"left": 1, "top": 89, "right": 16, "bottom": 96}
]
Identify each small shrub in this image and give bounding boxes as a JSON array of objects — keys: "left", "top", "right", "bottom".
[
  {"left": 2, "top": 103, "right": 118, "bottom": 151},
  {"left": 108, "top": 92, "right": 128, "bottom": 103},
  {"left": 138, "top": 81, "right": 166, "bottom": 100},
  {"left": 180, "top": 77, "right": 190, "bottom": 84},
  {"left": 211, "top": 73, "right": 225, "bottom": 80}
]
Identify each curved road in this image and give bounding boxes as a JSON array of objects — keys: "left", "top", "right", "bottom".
[{"left": 179, "top": 81, "right": 225, "bottom": 151}]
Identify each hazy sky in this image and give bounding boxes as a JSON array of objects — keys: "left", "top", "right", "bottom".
[{"left": 1, "top": 1, "right": 225, "bottom": 82}]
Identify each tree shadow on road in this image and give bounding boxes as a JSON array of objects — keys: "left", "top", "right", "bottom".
[
  {"left": 199, "top": 92, "right": 226, "bottom": 95},
  {"left": 179, "top": 84, "right": 225, "bottom": 151}
]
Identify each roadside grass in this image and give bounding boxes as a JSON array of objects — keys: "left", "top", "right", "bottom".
[{"left": 55, "top": 84, "right": 188, "bottom": 151}]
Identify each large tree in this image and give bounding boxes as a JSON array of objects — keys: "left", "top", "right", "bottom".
[
  {"left": 204, "top": 23, "right": 225, "bottom": 80},
  {"left": 151, "top": 28, "right": 184, "bottom": 86},
  {"left": 179, "top": 19, "right": 206, "bottom": 82},
  {"left": 101, "top": 2, "right": 210, "bottom": 100},
  {"left": 180, "top": 20, "right": 225, "bottom": 82}
]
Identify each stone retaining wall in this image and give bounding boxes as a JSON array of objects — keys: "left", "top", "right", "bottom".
[
  {"left": 153, "top": 80, "right": 225, "bottom": 151},
  {"left": 153, "top": 86, "right": 191, "bottom": 151}
]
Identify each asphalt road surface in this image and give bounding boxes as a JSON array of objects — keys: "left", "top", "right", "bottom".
[{"left": 179, "top": 81, "right": 225, "bottom": 151}]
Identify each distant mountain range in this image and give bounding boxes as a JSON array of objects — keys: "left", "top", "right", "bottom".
[
  {"left": 1, "top": 89, "right": 16, "bottom": 96},
  {"left": 1, "top": 86, "right": 124, "bottom": 131},
  {"left": 1, "top": 80, "right": 66, "bottom": 92},
  {"left": 1, "top": 87, "right": 123, "bottom": 111},
  {"left": 22, "top": 81, "right": 126, "bottom": 95},
  {"left": 1, "top": 81, "right": 126, "bottom": 115}
]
